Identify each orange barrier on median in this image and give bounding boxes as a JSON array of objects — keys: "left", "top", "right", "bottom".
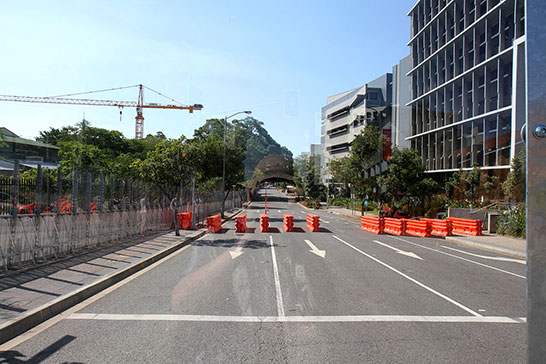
[
  {"left": 283, "top": 214, "right": 294, "bottom": 232},
  {"left": 404, "top": 219, "right": 432, "bottom": 237},
  {"left": 383, "top": 218, "right": 406, "bottom": 236},
  {"left": 177, "top": 212, "right": 193, "bottom": 230},
  {"left": 420, "top": 218, "right": 452, "bottom": 237},
  {"left": 235, "top": 214, "right": 247, "bottom": 233},
  {"left": 360, "top": 216, "right": 384, "bottom": 234},
  {"left": 207, "top": 214, "right": 222, "bottom": 233},
  {"left": 260, "top": 214, "right": 270, "bottom": 232},
  {"left": 306, "top": 214, "right": 320, "bottom": 232},
  {"left": 446, "top": 217, "right": 483, "bottom": 236}
]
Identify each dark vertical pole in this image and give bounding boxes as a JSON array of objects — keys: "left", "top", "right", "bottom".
[
  {"left": 34, "top": 165, "right": 42, "bottom": 262},
  {"left": 109, "top": 177, "right": 114, "bottom": 211},
  {"left": 72, "top": 170, "right": 78, "bottom": 215},
  {"left": 56, "top": 168, "right": 62, "bottom": 215},
  {"left": 526, "top": 0, "right": 546, "bottom": 362},
  {"left": 11, "top": 161, "right": 19, "bottom": 218},
  {"left": 99, "top": 174, "right": 105, "bottom": 213},
  {"left": 35, "top": 165, "right": 42, "bottom": 216}
]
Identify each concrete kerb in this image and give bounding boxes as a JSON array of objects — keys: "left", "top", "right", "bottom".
[
  {"left": 445, "top": 236, "right": 526, "bottom": 259},
  {"left": 0, "top": 208, "right": 243, "bottom": 345}
]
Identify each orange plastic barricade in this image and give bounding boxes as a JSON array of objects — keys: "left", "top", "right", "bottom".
[
  {"left": 260, "top": 214, "right": 269, "bottom": 232},
  {"left": 383, "top": 218, "right": 406, "bottom": 236},
  {"left": 306, "top": 214, "right": 320, "bottom": 232},
  {"left": 360, "top": 216, "right": 384, "bottom": 234},
  {"left": 446, "top": 217, "right": 483, "bottom": 236},
  {"left": 235, "top": 214, "right": 247, "bottom": 233},
  {"left": 177, "top": 212, "right": 193, "bottom": 230},
  {"left": 420, "top": 218, "right": 452, "bottom": 237},
  {"left": 404, "top": 219, "right": 432, "bottom": 237},
  {"left": 283, "top": 214, "right": 294, "bottom": 232},
  {"left": 207, "top": 214, "right": 222, "bottom": 233}
]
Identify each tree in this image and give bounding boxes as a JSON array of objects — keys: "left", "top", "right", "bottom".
[
  {"left": 502, "top": 149, "right": 526, "bottom": 202},
  {"left": 381, "top": 147, "right": 439, "bottom": 216}
]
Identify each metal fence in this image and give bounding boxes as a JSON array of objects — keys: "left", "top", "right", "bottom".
[{"left": 0, "top": 165, "right": 245, "bottom": 272}]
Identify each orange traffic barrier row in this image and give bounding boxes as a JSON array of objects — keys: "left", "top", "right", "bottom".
[
  {"left": 283, "top": 214, "right": 294, "bottom": 232},
  {"left": 360, "top": 216, "right": 384, "bottom": 234},
  {"left": 420, "top": 218, "right": 453, "bottom": 237},
  {"left": 306, "top": 214, "right": 320, "bottom": 232},
  {"left": 404, "top": 219, "right": 432, "bottom": 237},
  {"left": 236, "top": 214, "right": 247, "bottom": 233},
  {"left": 446, "top": 217, "right": 483, "bottom": 236},
  {"left": 260, "top": 214, "right": 270, "bottom": 232},
  {"left": 383, "top": 218, "right": 406, "bottom": 236},
  {"left": 177, "top": 212, "right": 193, "bottom": 230},
  {"left": 207, "top": 214, "right": 222, "bottom": 233}
]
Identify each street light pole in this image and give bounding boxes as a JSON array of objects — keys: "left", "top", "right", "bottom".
[{"left": 221, "top": 110, "right": 251, "bottom": 217}]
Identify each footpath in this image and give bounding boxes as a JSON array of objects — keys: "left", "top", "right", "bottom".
[
  {"left": 324, "top": 205, "right": 526, "bottom": 259},
  {"left": 0, "top": 209, "right": 242, "bottom": 346}
]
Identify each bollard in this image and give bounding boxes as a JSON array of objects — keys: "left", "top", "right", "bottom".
[
  {"left": 306, "top": 214, "right": 320, "bottom": 232},
  {"left": 283, "top": 214, "right": 294, "bottom": 232},
  {"left": 260, "top": 214, "right": 269, "bottom": 232},
  {"left": 236, "top": 214, "right": 247, "bottom": 233}
]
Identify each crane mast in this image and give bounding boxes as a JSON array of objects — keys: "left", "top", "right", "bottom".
[{"left": 0, "top": 84, "right": 203, "bottom": 139}]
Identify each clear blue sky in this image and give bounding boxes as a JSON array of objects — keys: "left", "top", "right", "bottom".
[{"left": 0, "top": 0, "right": 413, "bottom": 157}]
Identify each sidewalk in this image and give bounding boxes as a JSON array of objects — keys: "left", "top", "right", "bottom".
[
  {"left": 0, "top": 209, "right": 241, "bottom": 345},
  {"left": 323, "top": 205, "right": 526, "bottom": 259}
]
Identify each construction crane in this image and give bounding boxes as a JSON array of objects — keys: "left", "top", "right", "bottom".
[{"left": 0, "top": 84, "right": 203, "bottom": 139}]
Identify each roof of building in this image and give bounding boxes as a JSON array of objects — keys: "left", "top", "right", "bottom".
[{"left": 0, "top": 127, "right": 59, "bottom": 150}]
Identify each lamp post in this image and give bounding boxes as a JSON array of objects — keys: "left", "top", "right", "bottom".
[{"left": 221, "top": 110, "right": 251, "bottom": 217}]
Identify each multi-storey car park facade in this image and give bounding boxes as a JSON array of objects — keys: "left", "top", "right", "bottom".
[{"left": 407, "top": 0, "right": 525, "bottom": 178}]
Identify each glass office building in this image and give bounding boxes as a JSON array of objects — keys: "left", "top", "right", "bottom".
[{"left": 407, "top": 0, "right": 525, "bottom": 174}]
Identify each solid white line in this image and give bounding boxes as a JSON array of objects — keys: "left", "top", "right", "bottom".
[
  {"left": 332, "top": 235, "right": 482, "bottom": 317},
  {"left": 67, "top": 313, "right": 526, "bottom": 324},
  {"left": 387, "top": 236, "right": 526, "bottom": 280},
  {"left": 270, "top": 235, "right": 285, "bottom": 317},
  {"left": 441, "top": 246, "right": 526, "bottom": 265},
  {"left": 321, "top": 219, "right": 330, "bottom": 224}
]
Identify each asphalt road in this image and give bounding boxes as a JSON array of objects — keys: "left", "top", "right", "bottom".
[{"left": 0, "top": 187, "right": 526, "bottom": 363}]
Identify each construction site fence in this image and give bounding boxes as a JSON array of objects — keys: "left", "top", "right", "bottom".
[{"left": 0, "top": 165, "right": 246, "bottom": 272}]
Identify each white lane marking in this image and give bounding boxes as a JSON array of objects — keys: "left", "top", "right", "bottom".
[
  {"left": 441, "top": 246, "right": 526, "bottom": 265},
  {"left": 270, "top": 235, "right": 285, "bottom": 317},
  {"left": 68, "top": 313, "right": 525, "bottom": 324},
  {"left": 374, "top": 240, "right": 423, "bottom": 260},
  {"left": 304, "top": 239, "right": 326, "bottom": 258},
  {"left": 300, "top": 211, "right": 307, "bottom": 215},
  {"left": 387, "top": 236, "right": 526, "bottom": 280},
  {"left": 333, "top": 235, "right": 482, "bottom": 317},
  {"left": 229, "top": 242, "right": 244, "bottom": 260},
  {"left": 321, "top": 219, "right": 330, "bottom": 224},
  {"left": 278, "top": 210, "right": 282, "bottom": 213}
]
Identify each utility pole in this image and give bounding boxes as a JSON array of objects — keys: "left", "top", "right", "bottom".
[{"left": 526, "top": 1, "right": 546, "bottom": 362}]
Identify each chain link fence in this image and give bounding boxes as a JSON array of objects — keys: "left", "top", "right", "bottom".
[{"left": 0, "top": 164, "right": 246, "bottom": 272}]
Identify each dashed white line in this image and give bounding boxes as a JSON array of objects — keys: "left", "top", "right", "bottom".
[
  {"left": 332, "top": 235, "right": 482, "bottom": 317},
  {"left": 270, "top": 235, "right": 285, "bottom": 317}
]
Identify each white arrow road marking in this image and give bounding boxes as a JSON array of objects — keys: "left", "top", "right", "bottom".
[
  {"left": 229, "top": 240, "right": 245, "bottom": 259},
  {"left": 304, "top": 240, "right": 326, "bottom": 258},
  {"left": 442, "top": 246, "right": 526, "bottom": 264},
  {"left": 374, "top": 240, "right": 423, "bottom": 260}
]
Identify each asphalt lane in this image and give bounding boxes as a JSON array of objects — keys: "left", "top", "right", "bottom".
[{"left": 0, "top": 187, "right": 526, "bottom": 363}]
